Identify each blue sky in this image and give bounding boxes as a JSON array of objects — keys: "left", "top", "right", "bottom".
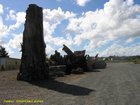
[
  {"left": 1, "top": 0, "right": 107, "bottom": 12},
  {"left": 0, "top": 0, "right": 140, "bottom": 58}
]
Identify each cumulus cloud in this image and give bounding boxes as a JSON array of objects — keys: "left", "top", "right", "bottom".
[
  {"left": 3, "top": 33, "right": 22, "bottom": 57},
  {"left": 0, "top": 7, "right": 25, "bottom": 51},
  {"left": 76, "top": 0, "right": 90, "bottom": 6},
  {"left": 0, "top": 4, "right": 8, "bottom": 41},
  {"left": 0, "top": 5, "right": 25, "bottom": 55},
  {"left": 126, "top": 38, "right": 134, "bottom": 43},
  {"left": 0, "top": 17, "right": 8, "bottom": 38},
  {"left": 67, "top": 0, "right": 140, "bottom": 56},
  {"left": 6, "top": 10, "right": 16, "bottom": 20},
  {"left": 1, "top": 0, "right": 140, "bottom": 58},
  {"left": 1, "top": 6, "right": 76, "bottom": 57},
  {"left": 8, "top": 11, "right": 25, "bottom": 31},
  {"left": 43, "top": 7, "right": 76, "bottom": 35},
  {"left": 0, "top": 4, "right": 4, "bottom": 14},
  {"left": 43, "top": 7, "right": 76, "bottom": 54},
  {"left": 100, "top": 43, "right": 140, "bottom": 57}
]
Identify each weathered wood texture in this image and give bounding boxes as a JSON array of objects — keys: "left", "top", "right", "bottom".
[
  {"left": 62, "top": 44, "right": 87, "bottom": 74},
  {"left": 17, "top": 4, "right": 48, "bottom": 81}
]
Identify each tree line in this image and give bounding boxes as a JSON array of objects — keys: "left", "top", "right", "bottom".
[{"left": 0, "top": 45, "right": 9, "bottom": 58}]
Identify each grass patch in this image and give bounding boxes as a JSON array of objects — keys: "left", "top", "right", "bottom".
[{"left": 133, "top": 59, "right": 140, "bottom": 64}]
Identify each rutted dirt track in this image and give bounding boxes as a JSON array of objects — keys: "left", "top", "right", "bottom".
[{"left": 0, "top": 63, "right": 140, "bottom": 105}]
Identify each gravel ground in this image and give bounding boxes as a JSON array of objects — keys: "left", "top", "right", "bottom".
[{"left": 0, "top": 63, "right": 140, "bottom": 105}]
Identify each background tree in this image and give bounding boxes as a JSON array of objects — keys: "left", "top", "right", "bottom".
[{"left": 0, "top": 45, "right": 9, "bottom": 57}]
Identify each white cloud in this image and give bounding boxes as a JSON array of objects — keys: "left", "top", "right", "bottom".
[
  {"left": 0, "top": 4, "right": 3, "bottom": 14},
  {"left": 0, "top": 4, "right": 8, "bottom": 40},
  {"left": 126, "top": 38, "right": 133, "bottom": 43},
  {"left": 1, "top": 0, "right": 140, "bottom": 58},
  {"left": 76, "top": 0, "right": 90, "bottom": 6},
  {"left": 1, "top": 6, "right": 76, "bottom": 57},
  {"left": 100, "top": 43, "right": 140, "bottom": 57},
  {"left": 43, "top": 7, "right": 76, "bottom": 35},
  {"left": 3, "top": 33, "right": 22, "bottom": 57},
  {"left": 0, "top": 17, "right": 8, "bottom": 38},
  {"left": 0, "top": 5, "right": 25, "bottom": 51},
  {"left": 8, "top": 11, "right": 25, "bottom": 31},
  {"left": 66, "top": 0, "right": 140, "bottom": 56},
  {"left": 45, "top": 45, "right": 55, "bottom": 55},
  {"left": 43, "top": 7, "right": 76, "bottom": 54},
  {"left": 6, "top": 10, "right": 16, "bottom": 20},
  {"left": 44, "top": 34, "right": 74, "bottom": 55},
  {"left": 127, "top": 0, "right": 134, "bottom": 5},
  {"left": 0, "top": 5, "right": 25, "bottom": 43}
]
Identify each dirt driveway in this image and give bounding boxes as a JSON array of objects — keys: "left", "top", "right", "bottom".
[{"left": 0, "top": 63, "right": 140, "bottom": 105}]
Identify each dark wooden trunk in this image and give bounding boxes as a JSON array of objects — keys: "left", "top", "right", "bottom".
[
  {"left": 17, "top": 4, "right": 48, "bottom": 81},
  {"left": 62, "top": 44, "right": 88, "bottom": 74}
]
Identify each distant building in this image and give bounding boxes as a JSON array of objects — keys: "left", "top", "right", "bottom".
[{"left": 0, "top": 58, "right": 21, "bottom": 71}]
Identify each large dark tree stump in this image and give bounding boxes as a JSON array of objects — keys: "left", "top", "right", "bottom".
[{"left": 17, "top": 4, "right": 48, "bottom": 81}]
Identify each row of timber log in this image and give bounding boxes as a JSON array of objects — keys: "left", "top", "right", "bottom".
[{"left": 49, "top": 44, "right": 107, "bottom": 76}]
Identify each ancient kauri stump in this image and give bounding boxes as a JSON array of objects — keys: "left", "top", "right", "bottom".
[{"left": 17, "top": 4, "right": 48, "bottom": 81}]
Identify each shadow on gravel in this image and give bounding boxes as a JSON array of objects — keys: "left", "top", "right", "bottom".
[
  {"left": 87, "top": 69, "right": 101, "bottom": 72},
  {"left": 29, "top": 79, "right": 95, "bottom": 96},
  {"left": 92, "top": 70, "right": 101, "bottom": 72}
]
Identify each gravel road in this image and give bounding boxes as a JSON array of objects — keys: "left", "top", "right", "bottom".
[{"left": 0, "top": 63, "right": 140, "bottom": 105}]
